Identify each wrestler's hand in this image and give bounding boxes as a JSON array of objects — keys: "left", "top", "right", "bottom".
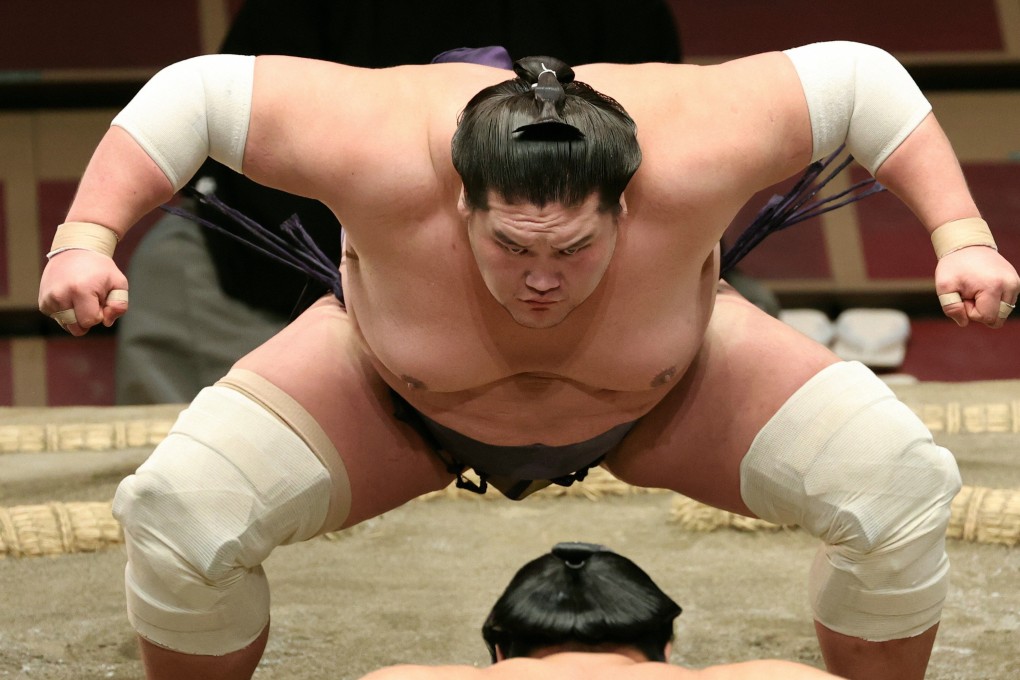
[
  {"left": 935, "top": 246, "right": 1020, "bottom": 329},
  {"left": 38, "top": 250, "right": 129, "bottom": 336}
]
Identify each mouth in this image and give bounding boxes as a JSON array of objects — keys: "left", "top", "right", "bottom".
[{"left": 521, "top": 298, "right": 559, "bottom": 308}]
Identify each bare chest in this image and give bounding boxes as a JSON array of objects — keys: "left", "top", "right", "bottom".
[{"left": 343, "top": 221, "right": 717, "bottom": 397}]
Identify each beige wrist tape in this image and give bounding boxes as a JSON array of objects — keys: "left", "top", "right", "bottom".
[
  {"left": 930, "top": 217, "right": 997, "bottom": 259},
  {"left": 47, "top": 221, "right": 119, "bottom": 259}
]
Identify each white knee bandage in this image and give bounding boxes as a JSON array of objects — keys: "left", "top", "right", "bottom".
[
  {"left": 784, "top": 41, "right": 932, "bottom": 174},
  {"left": 112, "top": 384, "right": 333, "bottom": 655},
  {"left": 112, "top": 54, "right": 255, "bottom": 191},
  {"left": 740, "top": 361, "right": 961, "bottom": 641}
]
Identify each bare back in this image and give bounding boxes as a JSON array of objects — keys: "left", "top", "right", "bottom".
[
  {"left": 238, "top": 55, "right": 812, "bottom": 446},
  {"left": 357, "top": 653, "right": 838, "bottom": 680}
]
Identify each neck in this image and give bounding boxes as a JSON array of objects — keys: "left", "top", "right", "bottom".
[{"left": 527, "top": 644, "right": 651, "bottom": 663}]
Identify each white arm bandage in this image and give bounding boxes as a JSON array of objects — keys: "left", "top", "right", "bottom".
[
  {"left": 111, "top": 54, "right": 256, "bottom": 191},
  {"left": 783, "top": 42, "right": 931, "bottom": 175}
]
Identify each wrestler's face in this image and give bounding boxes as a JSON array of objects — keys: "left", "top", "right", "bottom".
[{"left": 462, "top": 191, "right": 620, "bottom": 329}]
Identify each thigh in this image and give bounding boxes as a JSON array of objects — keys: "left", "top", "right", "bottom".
[
  {"left": 605, "top": 285, "right": 840, "bottom": 515},
  {"left": 234, "top": 296, "right": 454, "bottom": 527}
]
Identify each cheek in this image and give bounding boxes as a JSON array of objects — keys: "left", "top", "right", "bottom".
[
  {"left": 569, "top": 248, "right": 612, "bottom": 282},
  {"left": 476, "top": 253, "right": 521, "bottom": 291}
]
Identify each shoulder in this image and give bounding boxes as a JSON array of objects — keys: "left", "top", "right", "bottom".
[
  {"left": 357, "top": 663, "right": 487, "bottom": 680},
  {"left": 692, "top": 659, "right": 840, "bottom": 679},
  {"left": 576, "top": 55, "right": 811, "bottom": 196},
  {"left": 574, "top": 53, "right": 799, "bottom": 110}
]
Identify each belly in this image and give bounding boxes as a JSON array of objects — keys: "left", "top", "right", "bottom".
[{"left": 386, "top": 369, "right": 678, "bottom": 447}]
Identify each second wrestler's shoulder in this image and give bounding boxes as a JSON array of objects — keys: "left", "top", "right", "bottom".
[
  {"left": 690, "top": 659, "right": 840, "bottom": 679},
  {"left": 357, "top": 662, "right": 488, "bottom": 680},
  {"left": 355, "top": 657, "right": 682, "bottom": 680}
]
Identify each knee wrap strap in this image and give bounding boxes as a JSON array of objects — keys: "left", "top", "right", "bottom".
[
  {"left": 113, "top": 385, "right": 334, "bottom": 655},
  {"left": 739, "top": 361, "right": 961, "bottom": 641}
]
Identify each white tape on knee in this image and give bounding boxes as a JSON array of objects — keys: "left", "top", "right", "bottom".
[
  {"left": 112, "top": 385, "right": 331, "bottom": 655},
  {"left": 739, "top": 361, "right": 961, "bottom": 641},
  {"left": 111, "top": 54, "right": 255, "bottom": 191},
  {"left": 784, "top": 42, "right": 932, "bottom": 174}
]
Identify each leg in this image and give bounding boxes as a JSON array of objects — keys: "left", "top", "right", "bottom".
[
  {"left": 114, "top": 297, "right": 454, "bottom": 679},
  {"left": 606, "top": 287, "right": 960, "bottom": 680},
  {"left": 815, "top": 622, "right": 939, "bottom": 680},
  {"left": 138, "top": 625, "right": 269, "bottom": 680},
  {"left": 605, "top": 285, "right": 839, "bottom": 515}
]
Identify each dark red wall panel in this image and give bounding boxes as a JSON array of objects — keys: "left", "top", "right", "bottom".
[
  {"left": 0, "top": 1, "right": 202, "bottom": 70},
  {"left": 45, "top": 336, "right": 116, "bottom": 406},
  {"left": 670, "top": 0, "right": 1004, "bottom": 58}
]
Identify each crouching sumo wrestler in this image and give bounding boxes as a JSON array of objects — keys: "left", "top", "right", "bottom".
[{"left": 39, "top": 41, "right": 1018, "bottom": 680}]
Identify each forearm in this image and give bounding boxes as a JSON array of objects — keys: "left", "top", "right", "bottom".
[
  {"left": 64, "top": 126, "right": 175, "bottom": 239},
  {"left": 872, "top": 113, "right": 980, "bottom": 233},
  {"left": 783, "top": 41, "right": 1018, "bottom": 327}
]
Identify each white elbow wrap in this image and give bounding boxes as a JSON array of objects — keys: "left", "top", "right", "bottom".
[
  {"left": 784, "top": 42, "right": 932, "bottom": 174},
  {"left": 112, "top": 382, "right": 348, "bottom": 655},
  {"left": 740, "top": 361, "right": 961, "bottom": 641},
  {"left": 111, "top": 54, "right": 255, "bottom": 191}
]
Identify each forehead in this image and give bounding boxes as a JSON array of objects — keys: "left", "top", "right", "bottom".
[{"left": 479, "top": 192, "right": 610, "bottom": 237}]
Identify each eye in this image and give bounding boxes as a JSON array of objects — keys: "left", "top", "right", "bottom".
[
  {"left": 559, "top": 245, "right": 587, "bottom": 256},
  {"left": 502, "top": 243, "right": 527, "bottom": 255}
]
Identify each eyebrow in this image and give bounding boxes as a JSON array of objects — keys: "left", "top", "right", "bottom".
[
  {"left": 493, "top": 229, "right": 527, "bottom": 247},
  {"left": 561, "top": 234, "right": 594, "bottom": 250}
]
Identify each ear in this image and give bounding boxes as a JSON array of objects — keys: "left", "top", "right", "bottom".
[
  {"left": 494, "top": 645, "right": 507, "bottom": 663},
  {"left": 457, "top": 187, "right": 471, "bottom": 217},
  {"left": 663, "top": 641, "right": 672, "bottom": 661}
]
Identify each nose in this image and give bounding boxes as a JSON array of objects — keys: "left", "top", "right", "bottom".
[{"left": 525, "top": 268, "right": 561, "bottom": 293}]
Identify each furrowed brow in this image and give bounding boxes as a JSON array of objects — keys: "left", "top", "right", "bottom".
[
  {"left": 560, "top": 234, "right": 594, "bottom": 250},
  {"left": 493, "top": 229, "right": 527, "bottom": 247}
]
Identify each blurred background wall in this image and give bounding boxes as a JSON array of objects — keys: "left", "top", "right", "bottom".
[{"left": 1, "top": 0, "right": 1018, "bottom": 405}]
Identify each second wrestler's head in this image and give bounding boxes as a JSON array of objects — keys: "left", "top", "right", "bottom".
[{"left": 481, "top": 542, "right": 681, "bottom": 663}]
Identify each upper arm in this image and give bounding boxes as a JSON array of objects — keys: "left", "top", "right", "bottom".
[
  {"left": 698, "top": 51, "right": 816, "bottom": 188},
  {"left": 243, "top": 56, "right": 433, "bottom": 210}
]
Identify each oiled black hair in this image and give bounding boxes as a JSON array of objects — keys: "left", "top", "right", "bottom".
[
  {"left": 452, "top": 57, "right": 641, "bottom": 212},
  {"left": 481, "top": 542, "right": 681, "bottom": 663}
]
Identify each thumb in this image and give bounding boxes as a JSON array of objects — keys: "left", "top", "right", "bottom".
[
  {"left": 937, "top": 291, "right": 967, "bottom": 327},
  {"left": 102, "top": 288, "right": 129, "bottom": 327}
]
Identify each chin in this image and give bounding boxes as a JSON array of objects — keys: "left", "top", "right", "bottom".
[{"left": 508, "top": 306, "right": 572, "bottom": 329}]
